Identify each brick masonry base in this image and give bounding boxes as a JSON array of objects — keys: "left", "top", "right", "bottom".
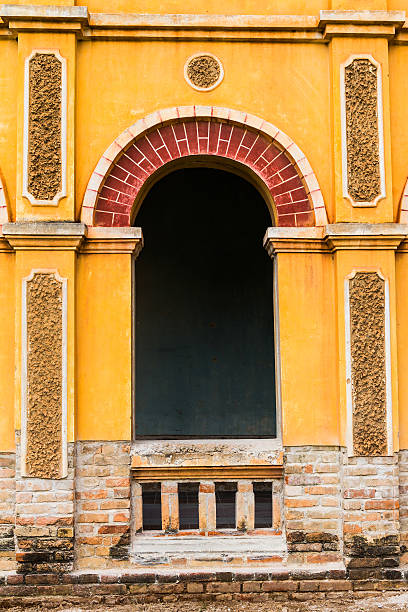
[
  {"left": 1, "top": 568, "right": 408, "bottom": 607},
  {"left": 3, "top": 441, "right": 408, "bottom": 598}
]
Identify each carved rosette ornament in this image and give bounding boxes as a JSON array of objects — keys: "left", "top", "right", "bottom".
[
  {"left": 346, "top": 272, "right": 391, "bottom": 456},
  {"left": 341, "top": 56, "right": 385, "bottom": 207},
  {"left": 184, "top": 53, "right": 224, "bottom": 91},
  {"left": 22, "top": 271, "right": 67, "bottom": 478},
  {"left": 23, "top": 51, "right": 67, "bottom": 205}
]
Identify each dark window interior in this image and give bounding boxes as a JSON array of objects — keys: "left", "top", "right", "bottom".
[
  {"left": 216, "top": 482, "right": 237, "bottom": 528},
  {"left": 135, "top": 167, "right": 276, "bottom": 438},
  {"left": 254, "top": 482, "right": 273, "bottom": 528},
  {"left": 178, "top": 483, "right": 199, "bottom": 530},
  {"left": 142, "top": 483, "right": 162, "bottom": 530}
]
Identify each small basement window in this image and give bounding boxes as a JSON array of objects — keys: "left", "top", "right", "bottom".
[
  {"left": 215, "top": 482, "right": 237, "bottom": 529},
  {"left": 179, "top": 483, "right": 199, "bottom": 530},
  {"left": 142, "top": 483, "right": 162, "bottom": 530},
  {"left": 254, "top": 482, "right": 273, "bottom": 528}
]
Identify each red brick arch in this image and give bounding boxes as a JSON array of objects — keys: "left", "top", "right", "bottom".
[{"left": 81, "top": 106, "right": 327, "bottom": 228}]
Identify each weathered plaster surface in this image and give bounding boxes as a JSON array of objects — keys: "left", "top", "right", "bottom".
[
  {"left": 345, "top": 59, "right": 380, "bottom": 203},
  {"left": 132, "top": 439, "right": 283, "bottom": 467},
  {"left": 186, "top": 55, "right": 220, "bottom": 89},
  {"left": 349, "top": 272, "right": 387, "bottom": 456},
  {"left": 26, "top": 273, "right": 63, "bottom": 478},
  {"left": 28, "top": 53, "right": 62, "bottom": 201}
]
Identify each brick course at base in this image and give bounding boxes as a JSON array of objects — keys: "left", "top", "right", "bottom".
[
  {"left": 1, "top": 569, "right": 408, "bottom": 607},
  {"left": 2, "top": 442, "right": 408, "bottom": 588},
  {"left": 75, "top": 441, "right": 131, "bottom": 569},
  {"left": 284, "top": 446, "right": 342, "bottom": 563},
  {"left": 0, "top": 453, "right": 15, "bottom": 571},
  {"left": 14, "top": 438, "right": 75, "bottom": 574}
]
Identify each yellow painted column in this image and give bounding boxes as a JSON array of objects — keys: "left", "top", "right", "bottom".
[
  {"left": 324, "top": 13, "right": 397, "bottom": 223},
  {"left": 76, "top": 227, "right": 143, "bottom": 441},
  {"left": 326, "top": 225, "right": 403, "bottom": 454},
  {"left": 3, "top": 223, "right": 85, "bottom": 453},
  {"left": 16, "top": 30, "right": 77, "bottom": 221},
  {"left": 0, "top": 239, "right": 15, "bottom": 452},
  {"left": 264, "top": 228, "right": 339, "bottom": 447}
]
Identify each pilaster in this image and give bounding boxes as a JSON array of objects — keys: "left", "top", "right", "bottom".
[
  {"left": 9, "top": 7, "right": 85, "bottom": 221},
  {"left": 322, "top": 10, "right": 402, "bottom": 223}
]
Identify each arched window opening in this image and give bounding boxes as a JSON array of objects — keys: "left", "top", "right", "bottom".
[{"left": 134, "top": 167, "right": 276, "bottom": 438}]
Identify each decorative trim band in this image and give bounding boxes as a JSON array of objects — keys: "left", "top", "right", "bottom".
[
  {"left": 21, "top": 269, "right": 67, "bottom": 478},
  {"left": 344, "top": 269, "right": 392, "bottom": 456},
  {"left": 23, "top": 49, "right": 67, "bottom": 206},
  {"left": 340, "top": 55, "right": 385, "bottom": 207},
  {"left": 131, "top": 463, "right": 283, "bottom": 481}
]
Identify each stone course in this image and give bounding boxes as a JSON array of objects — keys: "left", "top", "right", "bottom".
[
  {"left": 75, "top": 441, "right": 131, "bottom": 569},
  {"left": 1, "top": 441, "right": 408, "bottom": 603},
  {"left": 284, "top": 446, "right": 342, "bottom": 563},
  {"left": 343, "top": 454, "right": 400, "bottom": 578},
  {"left": 0, "top": 568, "right": 408, "bottom": 607},
  {"left": 0, "top": 453, "right": 15, "bottom": 571},
  {"left": 14, "top": 438, "right": 75, "bottom": 574}
]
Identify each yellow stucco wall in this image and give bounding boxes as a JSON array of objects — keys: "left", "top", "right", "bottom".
[
  {"left": 0, "top": 1, "right": 408, "bottom": 452},
  {"left": 277, "top": 252, "right": 339, "bottom": 446},
  {"left": 76, "top": 40, "right": 332, "bottom": 221},
  {"left": 76, "top": 253, "right": 133, "bottom": 440},
  {"left": 0, "top": 252, "right": 15, "bottom": 451}
]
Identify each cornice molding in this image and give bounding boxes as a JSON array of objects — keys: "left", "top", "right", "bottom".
[
  {"left": 264, "top": 224, "right": 407, "bottom": 256},
  {"left": 3, "top": 221, "right": 85, "bottom": 251},
  {"left": 1, "top": 222, "right": 144, "bottom": 255},
  {"left": 79, "top": 226, "right": 144, "bottom": 255},
  {"left": 0, "top": 8, "right": 406, "bottom": 42}
]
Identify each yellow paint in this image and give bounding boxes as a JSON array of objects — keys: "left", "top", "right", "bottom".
[
  {"left": 11, "top": 248, "right": 77, "bottom": 442},
  {"left": 76, "top": 40, "right": 332, "bottom": 221},
  {"left": 85, "top": 0, "right": 327, "bottom": 15},
  {"left": 277, "top": 252, "right": 339, "bottom": 446},
  {"left": 334, "top": 248, "right": 399, "bottom": 452},
  {"left": 0, "top": 41, "right": 17, "bottom": 221},
  {"left": 0, "top": 251, "right": 15, "bottom": 451},
  {"left": 329, "top": 37, "right": 393, "bottom": 223},
  {"left": 396, "top": 250, "right": 408, "bottom": 449},
  {"left": 76, "top": 253, "right": 133, "bottom": 441},
  {"left": 16, "top": 32, "right": 76, "bottom": 221},
  {"left": 0, "top": 0, "right": 407, "bottom": 454}
]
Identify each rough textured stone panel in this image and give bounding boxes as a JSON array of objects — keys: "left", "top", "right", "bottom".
[
  {"left": 349, "top": 272, "right": 387, "bottom": 456},
  {"left": 345, "top": 59, "right": 381, "bottom": 203},
  {"left": 28, "top": 53, "right": 62, "bottom": 201},
  {"left": 186, "top": 55, "right": 221, "bottom": 89},
  {"left": 26, "top": 273, "right": 63, "bottom": 478}
]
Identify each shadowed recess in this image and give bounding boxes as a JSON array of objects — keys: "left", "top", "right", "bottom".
[{"left": 134, "top": 167, "right": 276, "bottom": 438}]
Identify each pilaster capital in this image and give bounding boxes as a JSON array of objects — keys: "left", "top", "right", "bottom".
[
  {"left": 79, "top": 227, "right": 144, "bottom": 256},
  {"left": 1, "top": 222, "right": 144, "bottom": 256},
  {"left": 264, "top": 223, "right": 407, "bottom": 257},
  {"left": 2, "top": 221, "right": 86, "bottom": 251},
  {"left": 319, "top": 10, "right": 405, "bottom": 39},
  {"left": 0, "top": 4, "right": 89, "bottom": 36}
]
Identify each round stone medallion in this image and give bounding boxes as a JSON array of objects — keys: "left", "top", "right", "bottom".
[{"left": 184, "top": 53, "right": 224, "bottom": 91}]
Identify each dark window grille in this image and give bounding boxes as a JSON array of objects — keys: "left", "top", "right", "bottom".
[
  {"left": 178, "top": 483, "right": 199, "bottom": 529},
  {"left": 215, "top": 482, "right": 237, "bottom": 528},
  {"left": 254, "top": 482, "right": 273, "bottom": 528},
  {"left": 142, "top": 483, "right": 162, "bottom": 530}
]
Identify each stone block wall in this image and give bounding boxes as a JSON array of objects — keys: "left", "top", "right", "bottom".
[
  {"left": 75, "top": 441, "right": 131, "bottom": 569},
  {"left": 343, "top": 455, "right": 400, "bottom": 578},
  {"left": 0, "top": 453, "right": 15, "bottom": 570},
  {"left": 14, "top": 438, "right": 75, "bottom": 574},
  {"left": 284, "top": 446, "right": 342, "bottom": 564},
  {"left": 399, "top": 450, "right": 408, "bottom": 563},
  {"left": 1, "top": 441, "right": 408, "bottom": 579}
]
